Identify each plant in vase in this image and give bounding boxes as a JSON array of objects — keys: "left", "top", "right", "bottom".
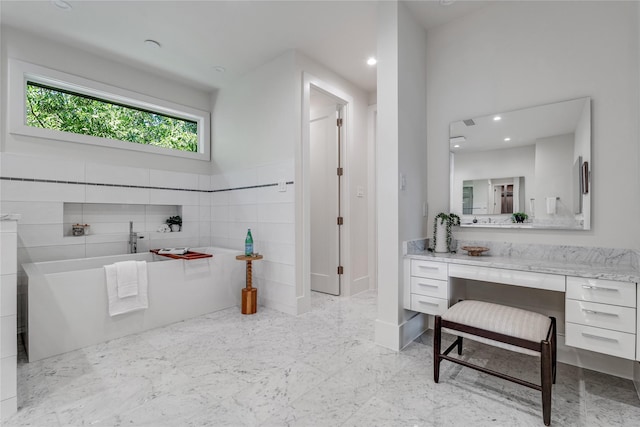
[
  {"left": 511, "top": 212, "right": 528, "bottom": 223},
  {"left": 432, "top": 212, "right": 460, "bottom": 253},
  {"left": 166, "top": 215, "right": 182, "bottom": 232}
]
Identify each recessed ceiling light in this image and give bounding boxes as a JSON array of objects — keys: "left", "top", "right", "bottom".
[
  {"left": 440, "top": 0, "right": 456, "bottom": 5},
  {"left": 213, "top": 66, "right": 226, "bottom": 73},
  {"left": 504, "top": 137, "right": 511, "bottom": 142},
  {"left": 366, "top": 57, "right": 377, "bottom": 66},
  {"left": 144, "top": 39, "right": 161, "bottom": 50},
  {"left": 493, "top": 116, "right": 502, "bottom": 121},
  {"left": 453, "top": 144, "right": 460, "bottom": 148},
  {"left": 51, "top": 0, "right": 72, "bottom": 10}
]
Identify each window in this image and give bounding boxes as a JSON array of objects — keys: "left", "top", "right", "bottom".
[{"left": 9, "top": 59, "right": 210, "bottom": 160}]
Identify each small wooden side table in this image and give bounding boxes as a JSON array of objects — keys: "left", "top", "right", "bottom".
[{"left": 236, "top": 254, "right": 263, "bottom": 314}]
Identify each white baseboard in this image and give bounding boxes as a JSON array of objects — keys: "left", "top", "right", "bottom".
[
  {"left": 350, "top": 275, "right": 370, "bottom": 296},
  {"left": 375, "top": 312, "right": 428, "bottom": 351}
]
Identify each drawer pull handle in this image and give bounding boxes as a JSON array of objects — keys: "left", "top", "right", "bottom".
[
  {"left": 418, "top": 283, "right": 439, "bottom": 288},
  {"left": 418, "top": 300, "right": 439, "bottom": 306},
  {"left": 418, "top": 266, "right": 439, "bottom": 270},
  {"left": 581, "top": 332, "right": 618, "bottom": 342},
  {"left": 581, "top": 285, "right": 618, "bottom": 292},
  {"left": 581, "top": 309, "right": 618, "bottom": 317}
]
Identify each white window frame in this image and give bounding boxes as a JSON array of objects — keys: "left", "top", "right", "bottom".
[{"left": 8, "top": 59, "right": 211, "bottom": 161}]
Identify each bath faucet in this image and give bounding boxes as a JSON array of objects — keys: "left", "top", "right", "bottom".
[{"left": 129, "top": 221, "right": 138, "bottom": 254}]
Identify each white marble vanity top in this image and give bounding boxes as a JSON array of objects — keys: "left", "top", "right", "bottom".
[{"left": 406, "top": 247, "right": 640, "bottom": 284}]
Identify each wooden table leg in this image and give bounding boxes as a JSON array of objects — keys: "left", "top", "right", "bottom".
[{"left": 241, "top": 260, "right": 257, "bottom": 314}]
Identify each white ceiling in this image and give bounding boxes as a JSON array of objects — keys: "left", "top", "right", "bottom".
[
  {"left": 0, "top": 0, "right": 493, "bottom": 93},
  {"left": 449, "top": 97, "right": 590, "bottom": 153}
]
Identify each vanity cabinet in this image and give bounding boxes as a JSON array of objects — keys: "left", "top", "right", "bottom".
[
  {"left": 406, "top": 260, "right": 449, "bottom": 315},
  {"left": 565, "top": 277, "right": 637, "bottom": 360}
]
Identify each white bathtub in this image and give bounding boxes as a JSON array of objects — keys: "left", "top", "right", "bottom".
[{"left": 22, "top": 247, "right": 245, "bottom": 362}]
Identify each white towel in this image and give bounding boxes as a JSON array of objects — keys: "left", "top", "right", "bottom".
[
  {"left": 115, "top": 260, "right": 139, "bottom": 298},
  {"left": 104, "top": 261, "right": 148, "bottom": 317}
]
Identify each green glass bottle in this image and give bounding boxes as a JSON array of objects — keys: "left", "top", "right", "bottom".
[{"left": 244, "top": 229, "right": 253, "bottom": 256}]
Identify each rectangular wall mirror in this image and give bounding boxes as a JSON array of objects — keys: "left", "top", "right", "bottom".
[{"left": 450, "top": 97, "right": 591, "bottom": 230}]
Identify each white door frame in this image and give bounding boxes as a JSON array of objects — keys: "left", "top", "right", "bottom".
[
  {"left": 367, "top": 104, "right": 377, "bottom": 291},
  {"left": 299, "top": 72, "right": 353, "bottom": 311}
]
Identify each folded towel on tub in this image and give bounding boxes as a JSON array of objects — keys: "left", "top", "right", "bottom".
[
  {"left": 115, "top": 260, "right": 139, "bottom": 298},
  {"left": 104, "top": 261, "right": 148, "bottom": 316}
]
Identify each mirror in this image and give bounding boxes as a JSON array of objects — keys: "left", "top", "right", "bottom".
[
  {"left": 450, "top": 97, "right": 591, "bottom": 229},
  {"left": 462, "top": 176, "right": 525, "bottom": 215}
]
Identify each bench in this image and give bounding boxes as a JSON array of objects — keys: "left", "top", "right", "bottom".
[{"left": 434, "top": 300, "right": 557, "bottom": 426}]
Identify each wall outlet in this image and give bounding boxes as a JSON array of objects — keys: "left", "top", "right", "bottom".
[{"left": 278, "top": 180, "right": 287, "bottom": 192}]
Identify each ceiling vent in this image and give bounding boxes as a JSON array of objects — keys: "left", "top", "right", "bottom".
[{"left": 463, "top": 119, "right": 475, "bottom": 126}]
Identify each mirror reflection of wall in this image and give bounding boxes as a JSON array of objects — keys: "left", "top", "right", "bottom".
[{"left": 449, "top": 97, "right": 591, "bottom": 230}]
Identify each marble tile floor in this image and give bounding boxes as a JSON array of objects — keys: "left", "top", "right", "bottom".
[{"left": 5, "top": 290, "right": 640, "bottom": 426}]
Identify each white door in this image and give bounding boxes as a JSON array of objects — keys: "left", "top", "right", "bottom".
[{"left": 310, "top": 102, "right": 341, "bottom": 295}]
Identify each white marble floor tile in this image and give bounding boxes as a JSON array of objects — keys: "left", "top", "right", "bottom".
[{"left": 4, "top": 290, "right": 640, "bottom": 427}]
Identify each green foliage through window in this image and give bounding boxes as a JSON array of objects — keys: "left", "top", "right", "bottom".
[{"left": 26, "top": 82, "right": 198, "bottom": 152}]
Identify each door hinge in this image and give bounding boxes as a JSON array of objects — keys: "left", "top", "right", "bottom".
[
  {"left": 337, "top": 167, "right": 343, "bottom": 176},
  {"left": 337, "top": 118, "right": 343, "bottom": 127},
  {"left": 337, "top": 266, "right": 344, "bottom": 275},
  {"left": 337, "top": 216, "right": 343, "bottom": 225}
]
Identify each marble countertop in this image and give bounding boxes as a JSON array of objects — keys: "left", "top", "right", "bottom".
[{"left": 406, "top": 249, "right": 640, "bottom": 283}]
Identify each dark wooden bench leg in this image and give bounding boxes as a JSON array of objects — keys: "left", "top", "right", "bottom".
[
  {"left": 551, "top": 318, "right": 557, "bottom": 384},
  {"left": 541, "top": 339, "right": 552, "bottom": 426},
  {"left": 434, "top": 315, "right": 442, "bottom": 383}
]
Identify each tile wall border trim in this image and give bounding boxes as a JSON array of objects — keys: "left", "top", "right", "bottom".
[{"left": 0, "top": 176, "right": 294, "bottom": 193}]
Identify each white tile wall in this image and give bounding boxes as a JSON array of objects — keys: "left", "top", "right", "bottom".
[
  {"left": 0, "top": 220, "right": 18, "bottom": 420},
  {"left": 0, "top": 274, "right": 17, "bottom": 316},
  {"left": 149, "top": 188, "right": 199, "bottom": 205},
  {"left": 86, "top": 162, "right": 150, "bottom": 186},
  {"left": 0, "top": 355, "right": 17, "bottom": 402},
  {"left": 1, "top": 154, "right": 298, "bottom": 355},
  {"left": 0, "top": 202, "right": 63, "bottom": 224},
  {"left": 1, "top": 152, "right": 84, "bottom": 182},
  {"left": 0, "top": 317, "right": 16, "bottom": 359},
  {"left": 150, "top": 169, "right": 199, "bottom": 190},
  {"left": 86, "top": 185, "right": 150, "bottom": 204},
  {"left": 0, "top": 232, "right": 17, "bottom": 274},
  {"left": 1, "top": 181, "right": 85, "bottom": 203}
]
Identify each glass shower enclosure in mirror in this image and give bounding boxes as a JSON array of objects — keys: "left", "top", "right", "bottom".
[{"left": 450, "top": 97, "right": 591, "bottom": 230}]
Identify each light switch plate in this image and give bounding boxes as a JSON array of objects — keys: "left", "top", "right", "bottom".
[{"left": 278, "top": 181, "right": 286, "bottom": 192}]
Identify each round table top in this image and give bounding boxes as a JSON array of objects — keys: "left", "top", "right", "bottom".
[{"left": 236, "top": 254, "right": 264, "bottom": 261}]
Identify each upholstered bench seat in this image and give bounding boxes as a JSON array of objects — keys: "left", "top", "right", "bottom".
[
  {"left": 441, "top": 300, "right": 552, "bottom": 356},
  {"left": 434, "top": 300, "right": 557, "bottom": 426}
]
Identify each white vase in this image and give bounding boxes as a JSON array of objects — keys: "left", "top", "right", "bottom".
[
  {"left": 434, "top": 222, "right": 449, "bottom": 253},
  {"left": 170, "top": 224, "right": 181, "bottom": 232}
]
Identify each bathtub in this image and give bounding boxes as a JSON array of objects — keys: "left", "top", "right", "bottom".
[{"left": 22, "top": 247, "right": 245, "bottom": 362}]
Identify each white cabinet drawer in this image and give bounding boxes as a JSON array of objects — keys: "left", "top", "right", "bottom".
[
  {"left": 410, "top": 294, "right": 448, "bottom": 315},
  {"left": 565, "top": 299, "right": 636, "bottom": 334},
  {"left": 410, "top": 277, "right": 448, "bottom": 299},
  {"left": 565, "top": 323, "right": 636, "bottom": 360},
  {"left": 449, "top": 264, "right": 565, "bottom": 292},
  {"left": 566, "top": 277, "right": 636, "bottom": 307},
  {"left": 411, "top": 260, "right": 447, "bottom": 280}
]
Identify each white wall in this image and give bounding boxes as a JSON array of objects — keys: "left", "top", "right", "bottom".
[
  {"left": 375, "top": 1, "right": 429, "bottom": 351},
  {"left": 426, "top": 1, "right": 640, "bottom": 248},
  {"left": 211, "top": 51, "right": 296, "bottom": 174},
  {"left": 1, "top": 27, "right": 213, "bottom": 174}
]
